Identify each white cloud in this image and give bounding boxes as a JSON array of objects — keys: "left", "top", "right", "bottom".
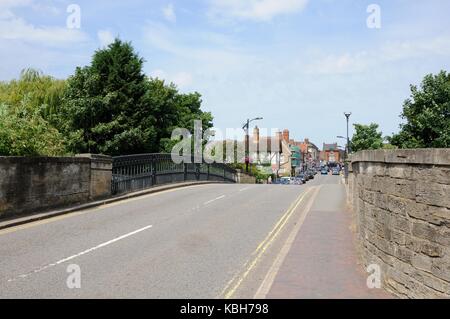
[
  {"left": 162, "top": 3, "right": 176, "bottom": 23},
  {"left": 150, "top": 69, "right": 193, "bottom": 88},
  {"left": 305, "top": 52, "right": 371, "bottom": 75},
  {"left": 380, "top": 36, "right": 450, "bottom": 61},
  {"left": 143, "top": 22, "right": 252, "bottom": 67},
  {"left": 0, "top": 0, "right": 88, "bottom": 46},
  {"left": 304, "top": 36, "right": 450, "bottom": 75},
  {"left": 0, "top": 0, "right": 33, "bottom": 10},
  {"left": 208, "top": 0, "right": 309, "bottom": 22},
  {"left": 97, "top": 30, "right": 115, "bottom": 47},
  {"left": 172, "top": 71, "right": 193, "bottom": 87},
  {"left": 0, "top": 15, "right": 88, "bottom": 45}
]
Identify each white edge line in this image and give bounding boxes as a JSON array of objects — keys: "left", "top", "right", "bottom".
[
  {"left": 7, "top": 225, "right": 153, "bottom": 282},
  {"left": 203, "top": 195, "right": 226, "bottom": 205}
]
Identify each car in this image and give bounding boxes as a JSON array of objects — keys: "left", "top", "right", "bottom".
[
  {"left": 332, "top": 168, "right": 340, "bottom": 175},
  {"left": 307, "top": 170, "right": 315, "bottom": 179},
  {"left": 296, "top": 174, "right": 307, "bottom": 183},
  {"left": 321, "top": 168, "right": 328, "bottom": 175},
  {"left": 292, "top": 177, "right": 304, "bottom": 185}
]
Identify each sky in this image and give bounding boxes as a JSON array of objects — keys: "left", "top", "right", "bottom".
[{"left": 1, "top": 0, "right": 450, "bottom": 148}]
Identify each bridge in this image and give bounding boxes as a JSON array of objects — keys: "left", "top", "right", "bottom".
[{"left": 0, "top": 149, "right": 448, "bottom": 298}]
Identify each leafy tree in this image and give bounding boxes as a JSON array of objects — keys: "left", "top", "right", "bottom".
[
  {"left": 350, "top": 123, "right": 384, "bottom": 152},
  {"left": 0, "top": 103, "right": 65, "bottom": 156},
  {"left": 148, "top": 78, "right": 213, "bottom": 153},
  {"left": 390, "top": 70, "right": 450, "bottom": 148},
  {"left": 61, "top": 39, "right": 157, "bottom": 156},
  {"left": 0, "top": 69, "right": 67, "bottom": 156},
  {"left": 0, "top": 68, "right": 66, "bottom": 119}
]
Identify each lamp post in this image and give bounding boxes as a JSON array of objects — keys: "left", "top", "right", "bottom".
[
  {"left": 242, "top": 117, "right": 263, "bottom": 173},
  {"left": 344, "top": 112, "right": 352, "bottom": 159},
  {"left": 343, "top": 112, "right": 352, "bottom": 182}
]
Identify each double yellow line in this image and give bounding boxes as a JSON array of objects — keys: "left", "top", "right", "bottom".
[{"left": 221, "top": 187, "right": 315, "bottom": 299}]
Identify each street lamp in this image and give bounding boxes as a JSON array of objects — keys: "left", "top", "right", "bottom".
[
  {"left": 343, "top": 112, "right": 352, "bottom": 159},
  {"left": 242, "top": 117, "right": 263, "bottom": 173},
  {"left": 343, "top": 112, "right": 352, "bottom": 182}
]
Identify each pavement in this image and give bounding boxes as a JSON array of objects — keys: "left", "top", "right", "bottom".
[{"left": 0, "top": 175, "right": 392, "bottom": 298}]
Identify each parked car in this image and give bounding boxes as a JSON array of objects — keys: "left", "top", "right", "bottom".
[
  {"left": 296, "top": 174, "right": 307, "bottom": 183},
  {"left": 307, "top": 170, "right": 315, "bottom": 179},
  {"left": 332, "top": 168, "right": 340, "bottom": 175},
  {"left": 321, "top": 168, "right": 328, "bottom": 175},
  {"left": 292, "top": 177, "right": 304, "bottom": 185}
]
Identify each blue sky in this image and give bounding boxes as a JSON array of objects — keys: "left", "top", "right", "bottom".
[{"left": 1, "top": 0, "right": 450, "bottom": 147}]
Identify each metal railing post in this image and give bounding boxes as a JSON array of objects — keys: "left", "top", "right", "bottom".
[
  {"left": 151, "top": 155, "right": 157, "bottom": 185},
  {"left": 111, "top": 153, "right": 238, "bottom": 195},
  {"left": 195, "top": 163, "right": 200, "bottom": 181}
]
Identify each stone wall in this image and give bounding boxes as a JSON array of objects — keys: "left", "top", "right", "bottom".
[
  {"left": 235, "top": 170, "right": 256, "bottom": 184},
  {"left": 0, "top": 154, "right": 112, "bottom": 220},
  {"left": 349, "top": 149, "right": 450, "bottom": 298}
]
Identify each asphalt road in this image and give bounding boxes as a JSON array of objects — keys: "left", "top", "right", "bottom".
[{"left": 0, "top": 174, "right": 344, "bottom": 298}]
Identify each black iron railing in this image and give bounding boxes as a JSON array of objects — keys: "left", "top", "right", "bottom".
[{"left": 111, "top": 153, "right": 237, "bottom": 195}]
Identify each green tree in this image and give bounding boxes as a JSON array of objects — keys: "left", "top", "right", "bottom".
[
  {"left": 390, "top": 71, "right": 450, "bottom": 148},
  {"left": 61, "top": 39, "right": 157, "bottom": 156},
  {"left": 0, "top": 103, "right": 65, "bottom": 156},
  {"left": 0, "top": 69, "right": 66, "bottom": 118},
  {"left": 148, "top": 78, "right": 213, "bottom": 153},
  {"left": 350, "top": 123, "right": 384, "bottom": 152},
  {"left": 0, "top": 69, "right": 67, "bottom": 156}
]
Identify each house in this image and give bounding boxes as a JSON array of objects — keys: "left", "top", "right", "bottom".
[
  {"left": 250, "top": 127, "right": 292, "bottom": 177},
  {"left": 280, "top": 129, "right": 320, "bottom": 172},
  {"left": 320, "top": 143, "right": 343, "bottom": 163}
]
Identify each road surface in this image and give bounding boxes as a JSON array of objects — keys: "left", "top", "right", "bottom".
[{"left": 0, "top": 175, "right": 390, "bottom": 298}]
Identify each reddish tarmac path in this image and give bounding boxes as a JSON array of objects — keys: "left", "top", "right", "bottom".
[{"left": 265, "top": 175, "right": 393, "bottom": 299}]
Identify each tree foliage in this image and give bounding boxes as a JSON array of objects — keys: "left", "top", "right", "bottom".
[
  {"left": 60, "top": 39, "right": 213, "bottom": 156},
  {"left": 0, "top": 69, "right": 66, "bottom": 156},
  {"left": 350, "top": 123, "right": 384, "bottom": 152},
  {"left": 61, "top": 39, "right": 157, "bottom": 156},
  {"left": 0, "top": 103, "right": 65, "bottom": 156},
  {"left": 390, "top": 71, "right": 450, "bottom": 148},
  {"left": 147, "top": 79, "right": 213, "bottom": 153}
]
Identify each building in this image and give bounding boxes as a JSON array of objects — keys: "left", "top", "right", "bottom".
[
  {"left": 320, "top": 143, "right": 344, "bottom": 164},
  {"left": 280, "top": 129, "right": 320, "bottom": 171},
  {"left": 250, "top": 127, "right": 292, "bottom": 177}
]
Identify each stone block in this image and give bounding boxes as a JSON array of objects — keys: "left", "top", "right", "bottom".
[
  {"left": 416, "top": 182, "right": 450, "bottom": 209},
  {"left": 412, "top": 222, "right": 439, "bottom": 242},
  {"left": 408, "top": 203, "right": 450, "bottom": 226},
  {"left": 431, "top": 259, "right": 450, "bottom": 282},
  {"left": 413, "top": 166, "right": 450, "bottom": 185},
  {"left": 373, "top": 192, "right": 389, "bottom": 210},
  {"left": 394, "top": 246, "right": 413, "bottom": 263},
  {"left": 387, "top": 195, "right": 412, "bottom": 217},
  {"left": 388, "top": 164, "right": 414, "bottom": 179},
  {"left": 385, "top": 178, "right": 416, "bottom": 200},
  {"left": 392, "top": 215, "right": 412, "bottom": 233},
  {"left": 411, "top": 253, "right": 433, "bottom": 273}
]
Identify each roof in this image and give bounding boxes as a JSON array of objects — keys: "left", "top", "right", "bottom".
[{"left": 323, "top": 143, "right": 338, "bottom": 151}]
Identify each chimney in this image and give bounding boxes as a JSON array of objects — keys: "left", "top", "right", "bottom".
[
  {"left": 283, "top": 129, "right": 290, "bottom": 142},
  {"left": 305, "top": 138, "right": 310, "bottom": 145}
]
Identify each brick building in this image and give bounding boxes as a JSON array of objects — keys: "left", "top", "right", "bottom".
[{"left": 320, "top": 143, "right": 345, "bottom": 163}]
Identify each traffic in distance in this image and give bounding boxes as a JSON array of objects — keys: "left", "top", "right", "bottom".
[{"left": 274, "top": 163, "right": 343, "bottom": 185}]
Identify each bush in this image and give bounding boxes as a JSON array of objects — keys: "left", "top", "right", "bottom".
[{"left": 0, "top": 103, "right": 65, "bottom": 156}]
